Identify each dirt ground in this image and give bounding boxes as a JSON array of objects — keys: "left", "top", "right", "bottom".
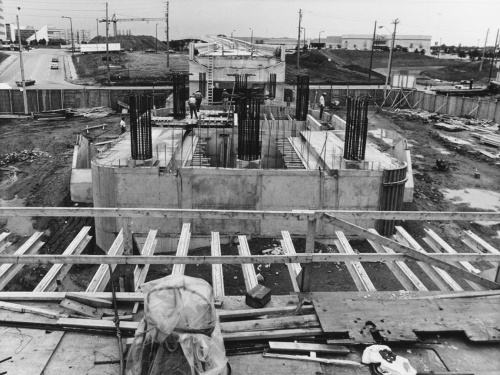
[
  {"left": 1, "top": 107, "right": 499, "bottom": 294},
  {"left": 73, "top": 52, "right": 188, "bottom": 85}
]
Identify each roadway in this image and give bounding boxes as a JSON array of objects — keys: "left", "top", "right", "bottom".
[{"left": 0, "top": 49, "right": 79, "bottom": 88}]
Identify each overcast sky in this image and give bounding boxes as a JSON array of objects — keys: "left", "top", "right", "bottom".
[{"left": 3, "top": 0, "right": 500, "bottom": 46}]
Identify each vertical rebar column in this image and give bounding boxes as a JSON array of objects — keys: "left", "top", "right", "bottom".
[
  {"left": 269, "top": 73, "right": 277, "bottom": 99},
  {"left": 173, "top": 73, "right": 188, "bottom": 119},
  {"left": 295, "top": 75, "right": 309, "bottom": 121},
  {"left": 343, "top": 96, "right": 369, "bottom": 161},
  {"left": 377, "top": 164, "right": 408, "bottom": 235},
  {"left": 129, "top": 93, "right": 153, "bottom": 160}
]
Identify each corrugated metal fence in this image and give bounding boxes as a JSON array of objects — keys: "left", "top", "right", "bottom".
[{"left": 0, "top": 88, "right": 172, "bottom": 114}]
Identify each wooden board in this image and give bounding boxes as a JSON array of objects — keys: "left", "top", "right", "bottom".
[
  {"left": 171, "top": 223, "right": 191, "bottom": 275},
  {"left": 211, "top": 232, "right": 225, "bottom": 301},
  {"left": 238, "top": 236, "right": 258, "bottom": 292},
  {"left": 133, "top": 229, "right": 157, "bottom": 291},
  {"left": 85, "top": 229, "right": 124, "bottom": 293},
  {"left": 34, "top": 227, "right": 92, "bottom": 292},
  {"left": 268, "top": 341, "right": 350, "bottom": 354},
  {"left": 0, "top": 328, "right": 64, "bottom": 375},
  {"left": 314, "top": 296, "right": 500, "bottom": 343}
]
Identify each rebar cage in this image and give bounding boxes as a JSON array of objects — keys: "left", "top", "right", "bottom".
[
  {"left": 343, "top": 95, "right": 370, "bottom": 161},
  {"left": 295, "top": 75, "right": 309, "bottom": 121},
  {"left": 129, "top": 93, "right": 153, "bottom": 160}
]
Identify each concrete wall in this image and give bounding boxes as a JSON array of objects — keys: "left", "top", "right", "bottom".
[
  {"left": 70, "top": 135, "right": 96, "bottom": 203},
  {"left": 190, "top": 56, "right": 285, "bottom": 83},
  {"left": 0, "top": 88, "right": 172, "bottom": 114},
  {"left": 409, "top": 91, "right": 500, "bottom": 121},
  {"left": 92, "top": 163, "right": 383, "bottom": 252}
]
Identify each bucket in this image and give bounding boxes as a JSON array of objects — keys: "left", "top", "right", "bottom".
[{"left": 474, "top": 171, "right": 481, "bottom": 179}]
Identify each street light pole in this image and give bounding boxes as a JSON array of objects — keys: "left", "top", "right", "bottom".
[
  {"left": 382, "top": 19, "right": 399, "bottom": 99},
  {"left": 368, "top": 20, "right": 377, "bottom": 82},
  {"left": 62, "top": 16, "right": 74, "bottom": 57},
  {"left": 250, "top": 28, "right": 253, "bottom": 57},
  {"left": 319, "top": 30, "right": 324, "bottom": 47},
  {"left": 16, "top": 7, "right": 28, "bottom": 114},
  {"left": 155, "top": 23, "right": 158, "bottom": 53},
  {"left": 96, "top": 19, "right": 100, "bottom": 44}
]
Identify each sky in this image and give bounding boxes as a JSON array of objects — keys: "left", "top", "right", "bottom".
[{"left": 2, "top": 0, "right": 500, "bottom": 47}]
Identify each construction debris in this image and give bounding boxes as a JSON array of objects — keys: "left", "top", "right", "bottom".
[
  {"left": 69, "top": 106, "right": 116, "bottom": 118},
  {"left": 0, "top": 149, "right": 50, "bottom": 167}
]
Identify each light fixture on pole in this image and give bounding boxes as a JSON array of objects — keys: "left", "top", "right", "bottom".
[
  {"left": 249, "top": 27, "right": 253, "bottom": 57},
  {"left": 155, "top": 23, "right": 158, "bottom": 53},
  {"left": 319, "top": 30, "right": 324, "bottom": 46},
  {"left": 379, "top": 19, "right": 399, "bottom": 98},
  {"left": 62, "top": 16, "right": 74, "bottom": 57},
  {"left": 16, "top": 7, "right": 28, "bottom": 114}
]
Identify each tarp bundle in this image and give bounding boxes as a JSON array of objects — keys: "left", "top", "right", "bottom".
[{"left": 126, "top": 274, "right": 228, "bottom": 375}]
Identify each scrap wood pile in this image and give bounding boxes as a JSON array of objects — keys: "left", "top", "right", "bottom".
[
  {"left": 69, "top": 106, "right": 116, "bottom": 118},
  {"left": 385, "top": 108, "right": 499, "bottom": 129},
  {"left": 0, "top": 148, "right": 50, "bottom": 167}
]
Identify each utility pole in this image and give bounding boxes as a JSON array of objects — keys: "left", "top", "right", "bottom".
[
  {"left": 96, "top": 19, "right": 100, "bottom": 44},
  {"left": 488, "top": 29, "right": 499, "bottom": 82},
  {"left": 368, "top": 20, "right": 377, "bottom": 82},
  {"left": 16, "top": 7, "right": 28, "bottom": 114},
  {"left": 62, "top": 16, "right": 74, "bottom": 57},
  {"left": 155, "top": 23, "right": 158, "bottom": 53},
  {"left": 384, "top": 18, "right": 399, "bottom": 99},
  {"left": 105, "top": 2, "right": 110, "bottom": 84},
  {"left": 166, "top": 1, "right": 169, "bottom": 68},
  {"left": 479, "top": 28, "right": 489, "bottom": 72},
  {"left": 297, "top": 9, "right": 302, "bottom": 69}
]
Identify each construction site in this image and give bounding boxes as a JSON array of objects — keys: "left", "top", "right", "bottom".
[{"left": 1, "top": 29, "right": 500, "bottom": 375}]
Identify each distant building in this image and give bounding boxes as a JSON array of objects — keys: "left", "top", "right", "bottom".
[
  {"left": 341, "top": 34, "right": 432, "bottom": 51},
  {"left": 5, "top": 24, "right": 36, "bottom": 42},
  {"left": 71, "top": 29, "right": 91, "bottom": 43},
  {"left": 0, "top": 0, "right": 6, "bottom": 42}
]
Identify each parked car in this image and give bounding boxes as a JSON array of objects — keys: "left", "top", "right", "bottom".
[
  {"left": 50, "top": 62, "right": 59, "bottom": 69},
  {"left": 145, "top": 49, "right": 155, "bottom": 53},
  {"left": 16, "top": 79, "right": 35, "bottom": 87},
  {"left": 460, "top": 80, "right": 470, "bottom": 84},
  {"left": 454, "top": 85, "right": 463, "bottom": 89}
]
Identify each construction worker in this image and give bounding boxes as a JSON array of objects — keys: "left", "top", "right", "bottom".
[
  {"left": 194, "top": 90, "right": 203, "bottom": 112},
  {"left": 319, "top": 92, "right": 326, "bottom": 120},
  {"left": 188, "top": 94, "right": 198, "bottom": 119},
  {"left": 222, "top": 89, "right": 230, "bottom": 111},
  {"left": 120, "top": 117, "right": 126, "bottom": 134}
]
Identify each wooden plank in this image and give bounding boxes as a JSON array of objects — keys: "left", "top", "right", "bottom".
[
  {"left": 0, "top": 232, "right": 45, "bottom": 290},
  {"left": 394, "top": 227, "right": 463, "bottom": 291},
  {"left": 423, "top": 229, "right": 486, "bottom": 291},
  {"left": 65, "top": 292, "right": 113, "bottom": 308},
  {"left": 334, "top": 232, "right": 376, "bottom": 292},
  {"left": 217, "top": 305, "right": 314, "bottom": 319},
  {"left": 171, "top": 223, "right": 191, "bottom": 275},
  {"left": 320, "top": 215, "right": 500, "bottom": 290},
  {"left": 0, "top": 300, "right": 65, "bottom": 319},
  {"left": 85, "top": 229, "right": 124, "bottom": 293},
  {"left": 424, "top": 228, "right": 481, "bottom": 274},
  {"left": 300, "top": 219, "right": 317, "bottom": 292},
  {"left": 0, "top": 328, "right": 64, "bottom": 375},
  {"left": 133, "top": 230, "right": 157, "bottom": 291},
  {"left": 268, "top": 341, "right": 350, "bottom": 354},
  {"left": 314, "top": 296, "right": 500, "bottom": 342},
  {"left": 0, "top": 232, "right": 9, "bottom": 253},
  {"left": 57, "top": 317, "right": 139, "bottom": 331},
  {"left": 7, "top": 206, "right": 500, "bottom": 222},
  {"left": 462, "top": 230, "right": 500, "bottom": 267},
  {"left": 60, "top": 298, "right": 104, "bottom": 319},
  {"left": 238, "top": 235, "right": 258, "bottom": 292},
  {"left": 223, "top": 328, "right": 324, "bottom": 341},
  {"left": 34, "top": 227, "right": 92, "bottom": 292},
  {"left": 220, "top": 314, "right": 320, "bottom": 333},
  {"left": 263, "top": 352, "right": 362, "bottom": 366},
  {"left": 211, "top": 232, "right": 225, "bottom": 301},
  {"left": 367, "top": 228, "right": 428, "bottom": 292},
  {"left": 411, "top": 290, "right": 500, "bottom": 300},
  {"left": 1, "top": 253, "right": 500, "bottom": 265},
  {"left": 281, "top": 231, "right": 302, "bottom": 292}
]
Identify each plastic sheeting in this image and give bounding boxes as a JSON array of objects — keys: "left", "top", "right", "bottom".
[{"left": 126, "top": 274, "right": 228, "bottom": 375}]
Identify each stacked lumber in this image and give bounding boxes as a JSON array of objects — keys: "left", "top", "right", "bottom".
[
  {"left": 476, "top": 133, "right": 500, "bottom": 148},
  {"left": 69, "top": 107, "right": 115, "bottom": 118}
]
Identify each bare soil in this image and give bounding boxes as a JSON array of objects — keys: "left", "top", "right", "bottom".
[{"left": 1, "top": 109, "right": 499, "bottom": 294}]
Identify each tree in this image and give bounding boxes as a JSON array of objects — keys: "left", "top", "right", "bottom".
[
  {"left": 458, "top": 50, "right": 467, "bottom": 58},
  {"left": 420, "top": 49, "right": 426, "bottom": 55},
  {"left": 414, "top": 48, "right": 420, "bottom": 53},
  {"left": 38, "top": 38, "right": 47, "bottom": 45},
  {"left": 469, "top": 49, "right": 480, "bottom": 60}
]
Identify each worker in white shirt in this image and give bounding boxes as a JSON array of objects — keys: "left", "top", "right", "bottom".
[
  {"left": 319, "top": 92, "right": 326, "bottom": 120},
  {"left": 188, "top": 94, "right": 198, "bottom": 119},
  {"left": 120, "top": 117, "right": 126, "bottom": 134}
]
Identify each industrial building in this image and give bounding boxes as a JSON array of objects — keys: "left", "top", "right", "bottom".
[
  {"left": 0, "top": 0, "right": 6, "bottom": 41},
  {"left": 342, "top": 34, "right": 432, "bottom": 51}
]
